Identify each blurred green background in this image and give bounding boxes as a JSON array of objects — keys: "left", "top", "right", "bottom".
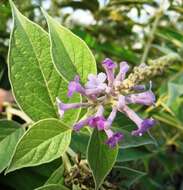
[{"left": 0, "top": 0, "right": 183, "bottom": 189}]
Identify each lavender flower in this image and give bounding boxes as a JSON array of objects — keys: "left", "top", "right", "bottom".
[
  {"left": 67, "top": 76, "right": 85, "bottom": 97},
  {"left": 88, "top": 116, "right": 106, "bottom": 130},
  {"left": 73, "top": 117, "right": 93, "bottom": 132},
  {"left": 105, "top": 129, "right": 124, "bottom": 148},
  {"left": 56, "top": 58, "right": 156, "bottom": 148},
  {"left": 125, "top": 90, "right": 155, "bottom": 106},
  {"left": 117, "top": 95, "right": 155, "bottom": 136},
  {"left": 104, "top": 107, "right": 117, "bottom": 128},
  {"left": 85, "top": 73, "right": 107, "bottom": 96},
  {"left": 115, "top": 61, "right": 130, "bottom": 82},
  {"left": 56, "top": 98, "right": 89, "bottom": 117},
  {"left": 102, "top": 58, "right": 116, "bottom": 87},
  {"left": 131, "top": 118, "right": 156, "bottom": 136},
  {"left": 132, "top": 85, "right": 146, "bottom": 91}
]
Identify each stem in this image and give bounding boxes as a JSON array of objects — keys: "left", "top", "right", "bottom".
[
  {"left": 5, "top": 106, "right": 32, "bottom": 124},
  {"left": 141, "top": 11, "right": 162, "bottom": 64},
  {"left": 62, "top": 153, "right": 72, "bottom": 173},
  {"left": 67, "top": 147, "right": 78, "bottom": 163}
]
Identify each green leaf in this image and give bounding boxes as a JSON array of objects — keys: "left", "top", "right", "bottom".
[
  {"left": 45, "top": 164, "right": 64, "bottom": 185},
  {"left": 117, "top": 147, "right": 150, "bottom": 162},
  {"left": 8, "top": 1, "right": 80, "bottom": 123},
  {"left": 6, "top": 118, "right": 71, "bottom": 173},
  {"left": 113, "top": 166, "right": 146, "bottom": 188},
  {"left": 167, "top": 82, "right": 183, "bottom": 107},
  {"left": 156, "top": 27, "right": 183, "bottom": 47},
  {"left": 152, "top": 44, "right": 175, "bottom": 54},
  {"left": 35, "top": 184, "right": 69, "bottom": 190},
  {"left": 0, "top": 120, "right": 24, "bottom": 173},
  {"left": 42, "top": 10, "right": 97, "bottom": 83},
  {"left": 70, "top": 132, "right": 90, "bottom": 155},
  {"left": 87, "top": 129, "right": 118, "bottom": 190},
  {"left": 0, "top": 159, "right": 62, "bottom": 190}
]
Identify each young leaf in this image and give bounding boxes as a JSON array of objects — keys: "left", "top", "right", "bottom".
[
  {"left": 0, "top": 120, "right": 24, "bottom": 173},
  {"left": 42, "top": 10, "right": 97, "bottom": 83},
  {"left": 35, "top": 184, "right": 69, "bottom": 190},
  {"left": 6, "top": 118, "right": 71, "bottom": 173},
  {"left": 87, "top": 129, "right": 118, "bottom": 190},
  {"left": 8, "top": 1, "right": 80, "bottom": 123}
]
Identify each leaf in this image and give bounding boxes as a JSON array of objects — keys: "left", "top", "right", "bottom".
[
  {"left": 0, "top": 169, "right": 46, "bottom": 190},
  {"left": 0, "top": 159, "right": 62, "bottom": 190},
  {"left": 113, "top": 166, "right": 146, "bottom": 188},
  {"left": 44, "top": 164, "right": 64, "bottom": 185},
  {"left": 117, "top": 147, "right": 150, "bottom": 162},
  {"left": 42, "top": 10, "right": 97, "bottom": 83},
  {"left": 70, "top": 132, "right": 90, "bottom": 155},
  {"left": 0, "top": 120, "right": 24, "bottom": 173},
  {"left": 6, "top": 118, "right": 71, "bottom": 173},
  {"left": 35, "top": 184, "right": 69, "bottom": 190},
  {"left": 8, "top": 1, "right": 80, "bottom": 123},
  {"left": 167, "top": 82, "right": 183, "bottom": 107},
  {"left": 156, "top": 27, "right": 183, "bottom": 47},
  {"left": 87, "top": 129, "right": 118, "bottom": 190},
  {"left": 152, "top": 44, "right": 175, "bottom": 54}
]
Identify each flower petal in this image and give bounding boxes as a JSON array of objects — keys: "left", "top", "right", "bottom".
[
  {"left": 131, "top": 118, "right": 156, "bottom": 136},
  {"left": 105, "top": 129, "right": 124, "bottom": 148},
  {"left": 97, "top": 72, "right": 107, "bottom": 83},
  {"left": 115, "top": 61, "right": 130, "bottom": 81},
  {"left": 125, "top": 90, "right": 156, "bottom": 106},
  {"left": 67, "top": 75, "right": 85, "bottom": 97}
]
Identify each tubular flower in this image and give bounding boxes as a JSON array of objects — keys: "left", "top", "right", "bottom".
[
  {"left": 105, "top": 129, "right": 124, "bottom": 148},
  {"left": 102, "top": 58, "right": 116, "bottom": 87},
  {"left": 85, "top": 73, "right": 107, "bottom": 96},
  {"left": 67, "top": 76, "right": 86, "bottom": 97},
  {"left": 56, "top": 58, "right": 156, "bottom": 148}
]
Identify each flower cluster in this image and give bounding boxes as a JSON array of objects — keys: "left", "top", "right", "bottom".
[{"left": 56, "top": 58, "right": 156, "bottom": 148}]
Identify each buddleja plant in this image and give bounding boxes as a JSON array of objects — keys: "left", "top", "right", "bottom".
[{"left": 2, "top": 1, "right": 180, "bottom": 189}]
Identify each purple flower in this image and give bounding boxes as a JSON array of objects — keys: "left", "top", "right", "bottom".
[
  {"left": 102, "top": 58, "right": 116, "bottom": 69},
  {"left": 56, "top": 98, "right": 89, "bottom": 117},
  {"left": 102, "top": 58, "right": 116, "bottom": 87},
  {"left": 131, "top": 118, "right": 156, "bottom": 136},
  {"left": 67, "top": 76, "right": 85, "bottom": 97},
  {"left": 117, "top": 95, "right": 156, "bottom": 136},
  {"left": 105, "top": 107, "right": 117, "bottom": 128},
  {"left": 88, "top": 116, "right": 106, "bottom": 130},
  {"left": 73, "top": 105, "right": 105, "bottom": 131},
  {"left": 132, "top": 85, "right": 146, "bottom": 91},
  {"left": 105, "top": 129, "right": 124, "bottom": 148},
  {"left": 125, "top": 90, "right": 155, "bottom": 106},
  {"left": 85, "top": 73, "right": 107, "bottom": 89},
  {"left": 115, "top": 61, "right": 130, "bottom": 82},
  {"left": 56, "top": 57, "right": 157, "bottom": 148},
  {"left": 73, "top": 117, "right": 93, "bottom": 132},
  {"left": 88, "top": 105, "right": 106, "bottom": 130},
  {"left": 85, "top": 73, "right": 107, "bottom": 96}
]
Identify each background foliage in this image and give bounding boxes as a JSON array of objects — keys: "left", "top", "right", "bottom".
[{"left": 0, "top": 0, "right": 183, "bottom": 189}]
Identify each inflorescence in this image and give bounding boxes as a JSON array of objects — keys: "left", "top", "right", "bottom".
[{"left": 56, "top": 58, "right": 156, "bottom": 148}]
